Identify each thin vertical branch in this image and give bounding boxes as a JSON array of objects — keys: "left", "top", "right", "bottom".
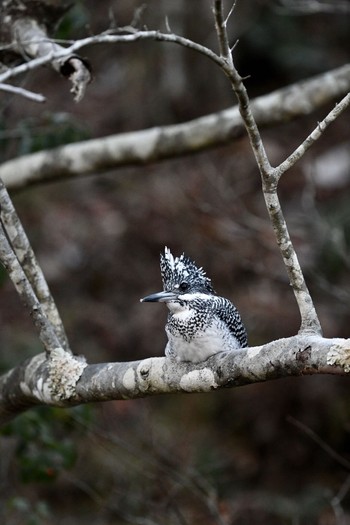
[
  {"left": 213, "top": 0, "right": 232, "bottom": 62},
  {"left": 212, "top": 0, "right": 323, "bottom": 335},
  {"left": 213, "top": 1, "right": 272, "bottom": 175},
  {"left": 262, "top": 189, "right": 322, "bottom": 333},
  {"left": 0, "top": 180, "right": 70, "bottom": 351}
]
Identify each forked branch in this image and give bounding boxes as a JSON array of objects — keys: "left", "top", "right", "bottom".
[
  {"left": 0, "top": 179, "right": 70, "bottom": 352},
  {"left": 211, "top": 0, "right": 344, "bottom": 335},
  {"left": 0, "top": 220, "right": 62, "bottom": 353}
]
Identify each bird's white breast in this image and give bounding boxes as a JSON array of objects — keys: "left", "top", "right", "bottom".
[{"left": 165, "top": 318, "right": 240, "bottom": 363}]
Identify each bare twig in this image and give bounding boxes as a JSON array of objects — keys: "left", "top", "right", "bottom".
[
  {"left": 0, "top": 82, "right": 45, "bottom": 102},
  {"left": 213, "top": 0, "right": 232, "bottom": 62},
  {"left": 277, "top": 92, "right": 350, "bottom": 179},
  {"left": 165, "top": 16, "right": 172, "bottom": 34},
  {"left": 0, "top": 29, "right": 223, "bottom": 87},
  {"left": 287, "top": 416, "right": 350, "bottom": 471},
  {"left": 130, "top": 4, "right": 148, "bottom": 28},
  {"left": 225, "top": 2, "right": 238, "bottom": 25}
]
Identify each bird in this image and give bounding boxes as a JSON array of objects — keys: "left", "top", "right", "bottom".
[{"left": 140, "top": 247, "right": 248, "bottom": 363}]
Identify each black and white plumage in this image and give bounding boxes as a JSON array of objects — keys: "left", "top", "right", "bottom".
[{"left": 141, "top": 247, "right": 248, "bottom": 363}]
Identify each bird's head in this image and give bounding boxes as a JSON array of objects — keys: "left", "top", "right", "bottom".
[{"left": 140, "top": 247, "right": 215, "bottom": 308}]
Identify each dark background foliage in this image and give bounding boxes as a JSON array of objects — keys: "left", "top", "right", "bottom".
[{"left": 0, "top": 1, "right": 349, "bottom": 523}]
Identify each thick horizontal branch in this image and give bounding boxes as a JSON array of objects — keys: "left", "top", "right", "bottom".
[
  {"left": 0, "top": 336, "right": 349, "bottom": 425},
  {"left": 1, "top": 64, "right": 349, "bottom": 190}
]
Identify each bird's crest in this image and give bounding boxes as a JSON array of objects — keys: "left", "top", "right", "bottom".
[{"left": 160, "top": 247, "right": 215, "bottom": 293}]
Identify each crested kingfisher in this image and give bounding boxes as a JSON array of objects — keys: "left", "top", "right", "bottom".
[{"left": 141, "top": 247, "right": 248, "bottom": 363}]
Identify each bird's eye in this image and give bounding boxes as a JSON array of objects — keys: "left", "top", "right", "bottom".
[{"left": 179, "top": 281, "right": 189, "bottom": 292}]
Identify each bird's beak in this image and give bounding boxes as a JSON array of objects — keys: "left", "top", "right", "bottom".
[{"left": 140, "top": 290, "right": 178, "bottom": 303}]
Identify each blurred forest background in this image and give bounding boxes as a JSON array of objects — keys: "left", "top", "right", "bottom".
[{"left": 0, "top": 0, "right": 350, "bottom": 523}]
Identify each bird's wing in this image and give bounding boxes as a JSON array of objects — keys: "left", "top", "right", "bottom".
[{"left": 213, "top": 297, "right": 248, "bottom": 347}]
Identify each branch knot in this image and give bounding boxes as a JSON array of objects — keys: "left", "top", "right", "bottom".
[{"left": 48, "top": 348, "right": 87, "bottom": 402}]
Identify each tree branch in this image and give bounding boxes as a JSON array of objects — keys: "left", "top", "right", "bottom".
[
  {"left": 0, "top": 221, "right": 62, "bottom": 354},
  {"left": 262, "top": 188, "right": 322, "bottom": 333},
  {"left": 211, "top": 0, "right": 327, "bottom": 335},
  {"left": 0, "top": 28, "right": 222, "bottom": 88},
  {"left": 0, "top": 179, "right": 70, "bottom": 351},
  {"left": 0, "top": 82, "right": 45, "bottom": 102},
  {"left": 1, "top": 11, "right": 91, "bottom": 102},
  {"left": 277, "top": 92, "right": 350, "bottom": 178},
  {"left": 213, "top": 0, "right": 232, "bottom": 62},
  {"left": 1, "top": 64, "right": 349, "bottom": 190},
  {"left": 0, "top": 336, "right": 348, "bottom": 425},
  {"left": 13, "top": 18, "right": 91, "bottom": 102}
]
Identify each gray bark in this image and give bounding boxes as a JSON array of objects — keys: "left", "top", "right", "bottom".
[
  {"left": 0, "top": 336, "right": 349, "bottom": 425},
  {"left": 0, "top": 64, "right": 349, "bottom": 190}
]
